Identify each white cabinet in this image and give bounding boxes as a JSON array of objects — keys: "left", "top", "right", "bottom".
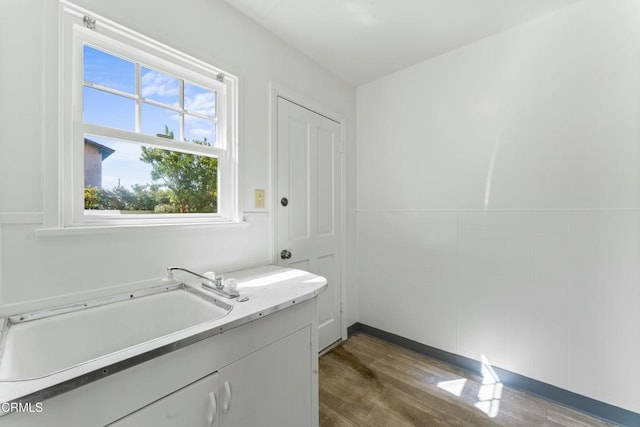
[
  {"left": 218, "top": 326, "right": 311, "bottom": 427},
  {"left": 3, "top": 299, "right": 319, "bottom": 427},
  {"left": 110, "top": 326, "right": 312, "bottom": 427},
  {"left": 110, "top": 373, "right": 220, "bottom": 427}
]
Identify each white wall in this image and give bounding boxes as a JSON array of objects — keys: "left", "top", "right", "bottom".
[
  {"left": 0, "top": 0, "right": 356, "bottom": 323},
  {"left": 357, "top": 0, "right": 640, "bottom": 413}
]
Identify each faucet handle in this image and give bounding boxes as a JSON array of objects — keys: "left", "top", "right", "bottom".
[
  {"left": 214, "top": 276, "right": 224, "bottom": 290},
  {"left": 226, "top": 278, "right": 238, "bottom": 295}
]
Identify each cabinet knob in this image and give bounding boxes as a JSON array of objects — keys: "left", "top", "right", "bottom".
[{"left": 280, "top": 249, "right": 292, "bottom": 260}]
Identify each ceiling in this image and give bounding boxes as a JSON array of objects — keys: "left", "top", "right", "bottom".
[{"left": 223, "top": 0, "right": 582, "bottom": 86}]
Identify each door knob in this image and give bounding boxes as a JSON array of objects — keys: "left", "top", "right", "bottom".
[{"left": 280, "top": 249, "right": 292, "bottom": 260}]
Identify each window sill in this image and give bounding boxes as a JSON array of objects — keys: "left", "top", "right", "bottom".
[{"left": 35, "top": 220, "right": 249, "bottom": 238}]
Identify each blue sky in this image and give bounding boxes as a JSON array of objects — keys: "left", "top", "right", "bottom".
[{"left": 83, "top": 45, "right": 216, "bottom": 189}]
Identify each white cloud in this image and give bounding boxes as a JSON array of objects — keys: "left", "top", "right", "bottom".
[
  {"left": 185, "top": 91, "right": 215, "bottom": 116},
  {"left": 186, "top": 126, "right": 214, "bottom": 141},
  {"left": 101, "top": 140, "right": 143, "bottom": 162},
  {"left": 184, "top": 115, "right": 215, "bottom": 143},
  {"left": 141, "top": 70, "right": 179, "bottom": 99}
]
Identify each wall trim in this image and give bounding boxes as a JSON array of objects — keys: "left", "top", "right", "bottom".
[
  {"left": 0, "top": 213, "right": 44, "bottom": 225},
  {"left": 356, "top": 208, "right": 640, "bottom": 213},
  {"left": 347, "top": 322, "right": 639, "bottom": 427}
]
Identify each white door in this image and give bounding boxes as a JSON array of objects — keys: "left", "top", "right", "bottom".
[{"left": 276, "top": 96, "right": 342, "bottom": 351}]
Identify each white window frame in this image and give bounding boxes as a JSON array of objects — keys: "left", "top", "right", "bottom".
[{"left": 59, "top": 2, "right": 239, "bottom": 227}]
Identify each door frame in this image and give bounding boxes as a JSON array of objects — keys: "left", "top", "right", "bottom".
[{"left": 269, "top": 81, "right": 348, "bottom": 343}]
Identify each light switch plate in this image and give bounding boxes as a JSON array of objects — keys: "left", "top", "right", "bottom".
[{"left": 255, "top": 189, "right": 265, "bottom": 208}]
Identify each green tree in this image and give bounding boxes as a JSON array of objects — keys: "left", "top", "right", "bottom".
[
  {"left": 130, "top": 184, "right": 158, "bottom": 211},
  {"left": 85, "top": 185, "right": 137, "bottom": 211},
  {"left": 140, "top": 126, "right": 217, "bottom": 213},
  {"left": 84, "top": 186, "right": 101, "bottom": 210},
  {"left": 84, "top": 126, "right": 217, "bottom": 213}
]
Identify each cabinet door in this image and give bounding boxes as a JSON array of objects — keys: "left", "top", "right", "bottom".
[
  {"left": 109, "top": 372, "right": 220, "bottom": 427},
  {"left": 219, "top": 326, "right": 312, "bottom": 427}
]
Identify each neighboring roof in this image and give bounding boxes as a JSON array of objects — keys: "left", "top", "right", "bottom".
[{"left": 84, "top": 138, "right": 115, "bottom": 160}]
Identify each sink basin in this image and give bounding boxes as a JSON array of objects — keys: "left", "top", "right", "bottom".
[{"left": 0, "top": 284, "right": 232, "bottom": 381}]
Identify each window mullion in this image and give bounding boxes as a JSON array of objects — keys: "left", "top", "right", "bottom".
[
  {"left": 179, "top": 79, "right": 185, "bottom": 142},
  {"left": 138, "top": 98, "right": 183, "bottom": 113},
  {"left": 183, "top": 110, "right": 217, "bottom": 121},
  {"left": 135, "top": 62, "right": 141, "bottom": 133},
  {"left": 83, "top": 82, "right": 138, "bottom": 101},
  {"left": 80, "top": 122, "right": 225, "bottom": 157}
]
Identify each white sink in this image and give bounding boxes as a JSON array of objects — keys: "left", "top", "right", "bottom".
[{"left": 0, "top": 285, "right": 232, "bottom": 380}]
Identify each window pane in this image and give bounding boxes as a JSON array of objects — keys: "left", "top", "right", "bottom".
[
  {"left": 185, "top": 82, "right": 216, "bottom": 117},
  {"left": 141, "top": 67, "right": 179, "bottom": 107},
  {"left": 83, "top": 87, "right": 135, "bottom": 131},
  {"left": 84, "top": 136, "right": 218, "bottom": 214},
  {"left": 184, "top": 115, "right": 216, "bottom": 145},
  {"left": 141, "top": 103, "right": 179, "bottom": 139},
  {"left": 83, "top": 45, "right": 135, "bottom": 94}
]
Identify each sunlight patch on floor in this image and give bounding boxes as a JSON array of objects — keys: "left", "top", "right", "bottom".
[
  {"left": 435, "top": 355, "right": 503, "bottom": 418},
  {"left": 437, "top": 378, "right": 467, "bottom": 397},
  {"left": 475, "top": 355, "right": 503, "bottom": 418}
]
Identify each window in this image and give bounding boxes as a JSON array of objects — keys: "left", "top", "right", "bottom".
[{"left": 60, "top": 3, "right": 238, "bottom": 226}]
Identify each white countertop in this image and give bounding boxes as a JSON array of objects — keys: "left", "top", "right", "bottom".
[{"left": 0, "top": 265, "right": 327, "bottom": 408}]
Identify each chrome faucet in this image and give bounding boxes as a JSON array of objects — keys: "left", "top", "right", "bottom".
[{"left": 166, "top": 266, "right": 240, "bottom": 299}]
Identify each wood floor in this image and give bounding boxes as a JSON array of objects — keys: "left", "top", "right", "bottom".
[{"left": 319, "top": 333, "right": 616, "bottom": 427}]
